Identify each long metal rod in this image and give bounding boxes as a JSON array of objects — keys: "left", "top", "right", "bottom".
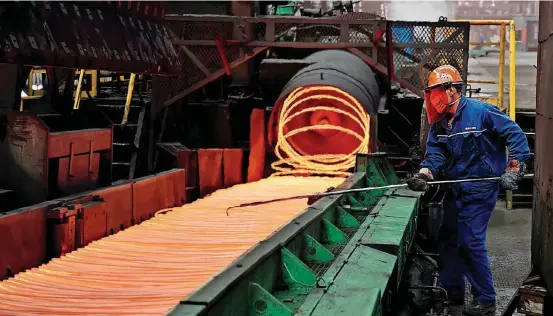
[{"left": 225, "top": 174, "right": 534, "bottom": 214}]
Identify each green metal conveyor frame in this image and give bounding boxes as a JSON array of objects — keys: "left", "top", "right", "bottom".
[{"left": 167, "top": 153, "right": 422, "bottom": 316}]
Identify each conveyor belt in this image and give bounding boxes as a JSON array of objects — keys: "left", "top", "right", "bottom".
[{"left": 0, "top": 176, "right": 344, "bottom": 315}]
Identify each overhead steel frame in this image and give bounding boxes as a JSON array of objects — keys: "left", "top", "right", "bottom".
[{"left": 158, "top": 15, "right": 470, "bottom": 112}]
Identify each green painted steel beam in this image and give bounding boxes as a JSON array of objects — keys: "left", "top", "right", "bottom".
[
  {"left": 354, "top": 153, "right": 396, "bottom": 206},
  {"left": 296, "top": 211, "right": 380, "bottom": 316},
  {"left": 281, "top": 248, "right": 317, "bottom": 294},
  {"left": 297, "top": 190, "right": 420, "bottom": 316},
  {"left": 321, "top": 219, "right": 348, "bottom": 244},
  {"left": 336, "top": 206, "right": 360, "bottom": 228},
  {"left": 167, "top": 154, "right": 422, "bottom": 316},
  {"left": 250, "top": 282, "right": 293, "bottom": 316},
  {"left": 360, "top": 191, "right": 421, "bottom": 291},
  {"left": 302, "top": 234, "right": 334, "bottom": 263},
  {"left": 308, "top": 247, "right": 395, "bottom": 316},
  {"left": 167, "top": 172, "right": 368, "bottom": 316}
]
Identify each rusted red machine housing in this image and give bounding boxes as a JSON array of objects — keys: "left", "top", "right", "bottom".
[
  {"left": 0, "top": 112, "right": 113, "bottom": 208},
  {"left": 156, "top": 142, "right": 245, "bottom": 201},
  {"left": 0, "top": 168, "right": 186, "bottom": 280}
]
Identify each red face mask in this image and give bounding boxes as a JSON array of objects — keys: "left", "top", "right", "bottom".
[{"left": 424, "top": 88, "right": 451, "bottom": 124}]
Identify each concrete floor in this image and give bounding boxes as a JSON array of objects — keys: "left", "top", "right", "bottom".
[
  {"left": 454, "top": 51, "right": 537, "bottom": 315},
  {"left": 448, "top": 205, "right": 531, "bottom": 316},
  {"left": 488, "top": 205, "right": 532, "bottom": 315}
]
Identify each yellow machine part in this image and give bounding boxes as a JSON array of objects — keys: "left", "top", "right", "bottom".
[{"left": 0, "top": 176, "right": 343, "bottom": 315}]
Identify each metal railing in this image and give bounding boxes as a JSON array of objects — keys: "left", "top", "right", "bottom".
[
  {"left": 161, "top": 14, "right": 469, "bottom": 111},
  {"left": 454, "top": 19, "right": 516, "bottom": 121}
]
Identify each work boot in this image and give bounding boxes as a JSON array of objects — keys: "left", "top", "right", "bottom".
[{"left": 462, "top": 301, "right": 496, "bottom": 316}]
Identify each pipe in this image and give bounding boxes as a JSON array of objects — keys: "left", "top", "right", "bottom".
[
  {"left": 498, "top": 24, "right": 506, "bottom": 109},
  {"left": 452, "top": 19, "right": 513, "bottom": 26},
  {"left": 508, "top": 21, "right": 516, "bottom": 120},
  {"left": 278, "top": 50, "right": 380, "bottom": 115}
]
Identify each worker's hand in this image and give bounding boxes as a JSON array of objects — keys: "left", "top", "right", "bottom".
[
  {"left": 407, "top": 169, "right": 433, "bottom": 191},
  {"left": 501, "top": 160, "right": 525, "bottom": 190}
]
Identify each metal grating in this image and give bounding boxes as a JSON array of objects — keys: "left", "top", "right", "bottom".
[
  {"left": 157, "top": 16, "right": 237, "bottom": 105},
  {"left": 157, "top": 15, "right": 267, "bottom": 112},
  {"left": 158, "top": 15, "right": 469, "bottom": 111},
  {"left": 334, "top": 12, "right": 388, "bottom": 68},
  {"left": 389, "top": 20, "right": 470, "bottom": 96},
  {"left": 306, "top": 212, "right": 370, "bottom": 277}
]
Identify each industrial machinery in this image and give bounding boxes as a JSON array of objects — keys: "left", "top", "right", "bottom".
[
  {"left": 0, "top": 6, "right": 469, "bottom": 314},
  {"left": 0, "top": 1, "right": 549, "bottom": 316},
  {"left": 0, "top": 1, "right": 178, "bottom": 210}
]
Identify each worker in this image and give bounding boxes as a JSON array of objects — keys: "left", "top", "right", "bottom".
[{"left": 406, "top": 65, "right": 530, "bottom": 316}]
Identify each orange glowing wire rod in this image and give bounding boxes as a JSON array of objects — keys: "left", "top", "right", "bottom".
[
  {"left": 271, "top": 85, "right": 370, "bottom": 177},
  {"left": 0, "top": 176, "right": 344, "bottom": 315}
]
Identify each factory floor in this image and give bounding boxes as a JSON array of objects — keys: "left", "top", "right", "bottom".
[
  {"left": 452, "top": 201, "right": 532, "bottom": 316},
  {"left": 448, "top": 202, "right": 531, "bottom": 316},
  {"left": 489, "top": 203, "right": 531, "bottom": 315}
]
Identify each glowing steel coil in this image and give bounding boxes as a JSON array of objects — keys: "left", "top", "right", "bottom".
[
  {"left": 0, "top": 176, "right": 343, "bottom": 315},
  {"left": 271, "top": 85, "right": 370, "bottom": 177}
]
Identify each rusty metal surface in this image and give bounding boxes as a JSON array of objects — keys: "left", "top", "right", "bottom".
[
  {"left": 156, "top": 142, "right": 197, "bottom": 201},
  {"left": 222, "top": 148, "right": 244, "bottom": 188},
  {"left": 47, "top": 129, "right": 112, "bottom": 158},
  {"left": 132, "top": 171, "right": 184, "bottom": 224},
  {"left": 49, "top": 207, "right": 77, "bottom": 257},
  {"left": 94, "top": 183, "right": 134, "bottom": 234},
  {"left": 0, "top": 113, "right": 113, "bottom": 206},
  {"left": 57, "top": 154, "right": 101, "bottom": 196},
  {"left": 78, "top": 200, "right": 107, "bottom": 247},
  {"left": 532, "top": 0, "right": 553, "bottom": 295},
  {"left": 50, "top": 128, "right": 112, "bottom": 197},
  {"left": 0, "top": 113, "right": 50, "bottom": 205},
  {"left": 157, "top": 146, "right": 240, "bottom": 199},
  {"left": 517, "top": 284, "right": 548, "bottom": 315},
  {"left": 0, "top": 201, "right": 53, "bottom": 280},
  {"left": 0, "top": 2, "right": 179, "bottom": 74},
  {"left": 197, "top": 149, "right": 223, "bottom": 198}
]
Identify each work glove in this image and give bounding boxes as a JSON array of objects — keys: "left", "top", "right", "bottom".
[
  {"left": 407, "top": 168, "right": 433, "bottom": 191},
  {"left": 500, "top": 160, "right": 525, "bottom": 191}
]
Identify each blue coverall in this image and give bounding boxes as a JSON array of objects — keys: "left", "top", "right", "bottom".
[{"left": 421, "top": 96, "right": 530, "bottom": 303}]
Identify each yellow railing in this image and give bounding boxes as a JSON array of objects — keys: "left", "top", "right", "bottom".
[
  {"left": 454, "top": 19, "right": 516, "bottom": 121},
  {"left": 27, "top": 68, "right": 98, "bottom": 99}
]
